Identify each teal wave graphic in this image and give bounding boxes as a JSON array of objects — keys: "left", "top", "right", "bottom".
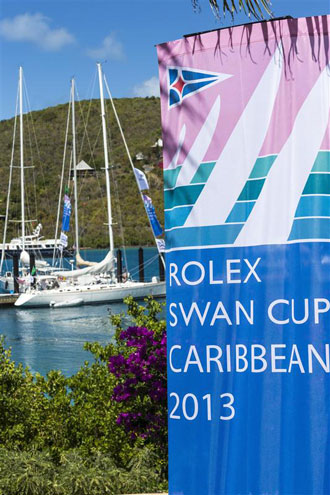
[
  {"left": 289, "top": 151, "right": 330, "bottom": 241},
  {"left": 295, "top": 195, "right": 330, "bottom": 217},
  {"left": 166, "top": 224, "right": 243, "bottom": 248},
  {"left": 164, "top": 162, "right": 216, "bottom": 229},
  {"left": 164, "top": 151, "right": 330, "bottom": 249}
]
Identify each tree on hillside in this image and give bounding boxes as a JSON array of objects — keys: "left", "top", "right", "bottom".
[{"left": 192, "top": 0, "right": 272, "bottom": 20}]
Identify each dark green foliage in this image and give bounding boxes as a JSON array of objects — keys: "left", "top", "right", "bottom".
[
  {"left": 0, "top": 340, "right": 48, "bottom": 450},
  {"left": 0, "top": 449, "right": 55, "bottom": 495},
  {"left": 0, "top": 447, "right": 165, "bottom": 494},
  {"left": 0, "top": 97, "right": 163, "bottom": 248}
]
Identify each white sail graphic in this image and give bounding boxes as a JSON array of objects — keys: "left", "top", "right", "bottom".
[
  {"left": 167, "top": 124, "right": 186, "bottom": 171},
  {"left": 175, "top": 96, "right": 221, "bottom": 186},
  {"left": 184, "top": 48, "right": 283, "bottom": 227},
  {"left": 235, "top": 67, "right": 330, "bottom": 246}
]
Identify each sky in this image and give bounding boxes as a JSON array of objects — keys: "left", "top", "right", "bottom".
[{"left": 0, "top": 0, "right": 329, "bottom": 120}]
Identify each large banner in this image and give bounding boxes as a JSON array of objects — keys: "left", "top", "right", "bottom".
[{"left": 157, "top": 16, "right": 330, "bottom": 495}]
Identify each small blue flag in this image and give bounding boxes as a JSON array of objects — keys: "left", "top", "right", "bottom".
[
  {"left": 61, "top": 194, "right": 71, "bottom": 232},
  {"left": 143, "top": 194, "right": 163, "bottom": 237}
]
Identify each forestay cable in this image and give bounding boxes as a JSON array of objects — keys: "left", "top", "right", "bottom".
[{"left": 0, "top": 84, "right": 19, "bottom": 273}]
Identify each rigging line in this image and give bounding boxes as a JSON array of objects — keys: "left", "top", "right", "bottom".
[
  {"left": 77, "top": 166, "right": 86, "bottom": 199},
  {"left": 52, "top": 97, "right": 71, "bottom": 265},
  {"left": 77, "top": 144, "right": 109, "bottom": 248},
  {"left": 83, "top": 69, "right": 97, "bottom": 147},
  {"left": 71, "top": 78, "right": 80, "bottom": 255},
  {"left": 87, "top": 97, "right": 110, "bottom": 233},
  {"left": 34, "top": 247, "right": 43, "bottom": 260},
  {"left": 129, "top": 259, "right": 155, "bottom": 280},
  {"left": 86, "top": 66, "right": 98, "bottom": 106},
  {"left": 131, "top": 253, "right": 158, "bottom": 274},
  {"left": 13, "top": 150, "right": 19, "bottom": 239},
  {"left": 76, "top": 84, "right": 97, "bottom": 167},
  {"left": 103, "top": 93, "right": 124, "bottom": 261},
  {"left": 109, "top": 158, "right": 129, "bottom": 272},
  {"left": 89, "top": 71, "right": 103, "bottom": 160},
  {"left": 24, "top": 115, "right": 34, "bottom": 222},
  {"left": 75, "top": 165, "right": 94, "bottom": 224},
  {"left": 32, "top": 152, "right": 38, "bottom": 223},
  {"left": 85, "top": 133, "right": 107, "bottom": 244},
  {"left": 23, "top": 83, "right": 38, "bottom": 224},
  {"left": 128, "top": 253, "right": 159, "bottom": 278},
  {"left": 23, "top": 84, "right": 37, "bottom": 236},
  {"left": 103, "top": 74, "right": 165, "bottom": 269},
  {"left": 74, "top": 86, "right": 94, "bottom": 211},
  {"left": 67, "top": 151, "right": 73, "bottom": 190},
  {"left": 23, "top": 74, "right": 47, "bottom": 190},
  {"left": 93, "top": 169, "right": 108, "bottom": 221},
  {"left": 77, "top": 72, "right": 97, "bottom": 167},
  {"left": 0, "top": 83, "right": 19, "bottom": 273},
  {"left": 104, "top": 96, "right": 129, "bottom": 271},
  {"left": 91, "top": 122, "right": 103, "bottom": 158}
]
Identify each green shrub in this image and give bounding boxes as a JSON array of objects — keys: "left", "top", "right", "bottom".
[
  {"left": 0, "top": 448, "right": 54, "bottom": 495},
  {"left": 0, "top": 297, "right": 168, "bottom": 493},
  {"left": 0, "top": 446, "right": 166, "bottom": 495}
]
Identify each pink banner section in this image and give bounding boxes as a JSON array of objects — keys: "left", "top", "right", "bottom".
[
  {"left": 158, "top": 16, "right": 329, "bottom": 171},
  {"left": 157, "top": 16, "right": 330, "bottom": 250}
]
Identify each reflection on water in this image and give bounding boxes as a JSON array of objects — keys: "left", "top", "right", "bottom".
[
  {"left": 0, "top": 248, "right": 165, "bottom": 376},
  {"left": 0, "top": 303, "right": 124, "bottom": 376}
]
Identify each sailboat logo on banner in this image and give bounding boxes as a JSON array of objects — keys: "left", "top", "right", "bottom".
[{"left": 168, "top": 67, "right": 232, "bottom": 108}]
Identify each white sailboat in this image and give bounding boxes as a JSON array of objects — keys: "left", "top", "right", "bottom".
[
  {"left": 0, "top": 224, "right": 66, "bottom": 258},
  {"left": 0, "top": 67, "right": 67, "bottom": 293},
  {"left": 15, "top": 64, "right": 165, "bottom": 308}
]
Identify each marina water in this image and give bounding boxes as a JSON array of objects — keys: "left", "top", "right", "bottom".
[{"left": 0, "top": 247, "right": 165, "bottom": 376}]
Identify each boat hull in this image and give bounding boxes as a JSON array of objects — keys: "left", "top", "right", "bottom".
[
  {"left": 50, "top": 298, "right": 84, "bottom": 308},
  {"left": 14, "top": 281, "right": 166, "bottom": 308}
]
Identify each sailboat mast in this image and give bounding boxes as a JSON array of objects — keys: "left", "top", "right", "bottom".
[
  {"left": 19, "top": 66, "right": 25, "bottom": 251},
  {"left": 97, "top": 63, "right": 114, "bottom": 254},
  {"left": 71, "top": 78, "right": 79, "bottom": 254},
  {"left": 102, "top": 75, "right": 165, "bottom": 268}
]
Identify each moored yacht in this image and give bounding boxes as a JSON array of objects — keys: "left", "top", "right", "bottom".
[{"left": 15, "top": 63, "right": 166, "bottom": 308}]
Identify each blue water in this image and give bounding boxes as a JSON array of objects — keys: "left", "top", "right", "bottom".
[{"left": 0, "top": 248, "right": 164, "bottom": 376}]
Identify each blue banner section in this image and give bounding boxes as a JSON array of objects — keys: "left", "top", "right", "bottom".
[
  {"left": 143, "top": 194, "right": 163, "bottom": 237},
  {"left": 61, "top": 194, "right": 71, "bottom": 232},
  {"left": 167, "top": 242, "right": 329, "bottom": 495}
]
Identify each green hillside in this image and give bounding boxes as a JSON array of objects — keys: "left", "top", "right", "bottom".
[{"left": 0, "top": 97, "right": 164, "bottom": 248}]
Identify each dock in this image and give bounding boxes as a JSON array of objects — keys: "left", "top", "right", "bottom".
[{"left": 0, "top": 293, "right": 19, "bottom": 306}]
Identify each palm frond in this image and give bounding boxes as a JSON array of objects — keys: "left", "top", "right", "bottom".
[{"left": 193, "top": 0, "right": 273, "bottom": 20}]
